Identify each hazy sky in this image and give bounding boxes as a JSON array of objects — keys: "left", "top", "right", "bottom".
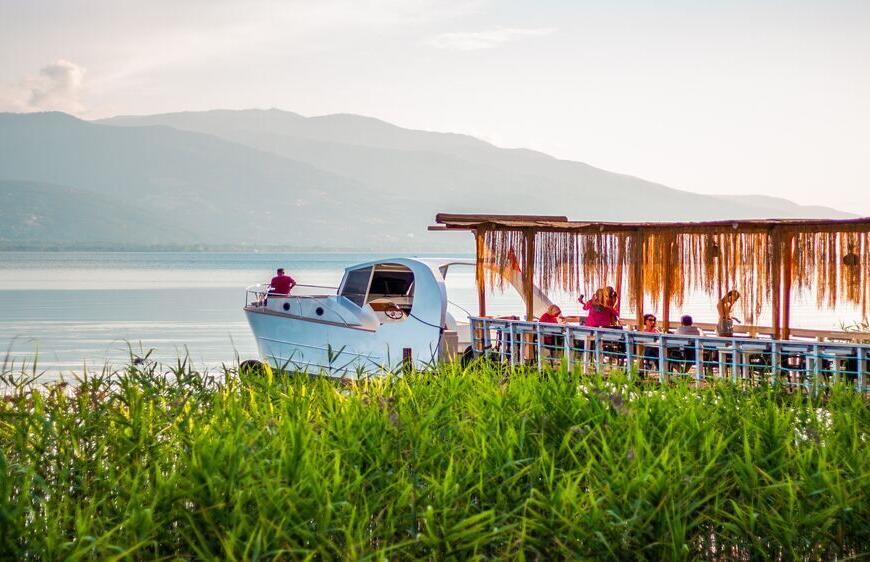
[{"left": 2, "top": 0, "right": 868, "bottom": 214}]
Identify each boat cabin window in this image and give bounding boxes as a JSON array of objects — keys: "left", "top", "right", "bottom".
[
  {"left": 367, "top": 268, "right": 414, "bottom": 303},
  {"left": 339, "top": 263, "right": 415, "bottom": 322},
  {"left": 339, "top": 266, "right": 373, "bottom": 307}
]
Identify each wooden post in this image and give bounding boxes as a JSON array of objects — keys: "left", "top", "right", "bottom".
[
  {"left": 661, "top": 235, "right": 672, "bottom": 332},
  {"left": 402, "top": 347, "right": 413, "bottom": 373},
  {"left": 633, "top": 231, "right": 644, "bottom": 330},
  {"left": 782, "top": 233, "right": 793, "bottom": 340},
  {"left": 474, "top": 227, "right": 487, "bottom": 317},
  {"left": 615, "top": 235, "right": 625, "bottom": 312},
  {"left": 523, "top": 229, "right": 536, "bottom": 363},
  {"left": 771, "top": 228, "right": 782, "bottom": 340},
  {"left": 523, "top": 229, "right": 536, "bottom": 321},
  {"left": 633, "top": 232, "right": 645, "bottom": 373}
]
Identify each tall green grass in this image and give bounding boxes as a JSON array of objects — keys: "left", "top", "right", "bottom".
[{"left": 1, "top": 360, "right": 868, "bottom": 560}]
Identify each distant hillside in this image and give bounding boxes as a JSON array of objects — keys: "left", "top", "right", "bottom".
[
  {"left": 0, "top": 112, "right": 420, "bottom": 248},
  {"left": 100, "top": 109, "right": 853, "bottom": 222},
  {"left": 0, "top": 109, "right": 853, "bottom": 249},
  {"left": 0, "top": 180, "right": 195, "bottom": 245}
]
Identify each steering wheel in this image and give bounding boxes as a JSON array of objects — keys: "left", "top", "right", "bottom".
[{"left": 385, "top": 304, "right": 405, "bottom": 320}]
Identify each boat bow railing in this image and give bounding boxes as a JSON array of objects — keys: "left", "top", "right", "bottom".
[
  {"left": 245, "top": 283, "right": 338, "bottom": 306},
  {"left": 469, "top": 317, "right": 868, "bottom": 392},
  {"left": 245, "top": 283, "right": 367, "bottom": 329}
]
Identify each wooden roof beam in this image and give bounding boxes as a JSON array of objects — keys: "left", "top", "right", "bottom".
[
  {"left": 435, "top": 213, "right": 569, "bottom": 224},
  {"left": 432, "top": 213, "right": 870, "bottom": 235}
]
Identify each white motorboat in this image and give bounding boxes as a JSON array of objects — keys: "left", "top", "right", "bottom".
[{"left": 244, "top": 257, "right": 552, "bottom": 377}]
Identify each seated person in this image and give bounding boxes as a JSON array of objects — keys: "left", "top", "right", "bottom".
[
  {"left": 676, "top": 315, "right": 703, "bottom": 336},
  {"left": 672, "top": 315, "right": 701, "bottom": 371},
  {"left": 642, "top": 313, "right": 660, "bottom": 334},
  {"left": 538, "top": 305, "right": 564, "bottom": 352},
  {"left": 539, "top": 304, "right": 564, "bottom": 324},
  {"left": 269, "top": 268, "right": 296, "bottom": 295},
  {"left": 641, "top": 314, "right": 661, "bottom": 370}
]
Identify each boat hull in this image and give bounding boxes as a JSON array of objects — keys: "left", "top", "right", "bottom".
[{"left": 245, "top": 307, "right": 443, "bottom": 377}]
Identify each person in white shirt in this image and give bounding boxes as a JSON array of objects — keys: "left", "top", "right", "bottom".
[
  {"left": 675, "top": 315, "right": 703, "bottom": 336},
  {"left": 673, "top": 315, "right": 702, "bottom": 372}
]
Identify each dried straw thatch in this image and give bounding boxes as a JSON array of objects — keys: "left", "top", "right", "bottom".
[{"left": 479, "top": 225, "right": 870, "bottom": 324}]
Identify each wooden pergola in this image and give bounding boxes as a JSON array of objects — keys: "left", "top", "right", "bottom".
[{"left": 430, "top": 213, "right": 870, "bottom": 339}]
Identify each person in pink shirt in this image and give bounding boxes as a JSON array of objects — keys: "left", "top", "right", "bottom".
[
  {"left": 641, "top": 313, "right": 661, "bottom": 374},
  {"left": 579, "top": 287, "right": 620, "bottom": 328},
  {"left": 269, "top": 268, "right": 296, "bottom": 295},
  {"left": 642, "top": 313, "right": 660, "bottom": 333}
]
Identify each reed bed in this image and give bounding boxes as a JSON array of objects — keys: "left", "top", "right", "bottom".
[{"left": 1, "top": 360, "right": 868, "bottom": 560}]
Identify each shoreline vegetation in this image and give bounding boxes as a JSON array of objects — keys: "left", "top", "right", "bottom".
[{"left": 1, "top": 360, "right": 868, "bottom": 560}]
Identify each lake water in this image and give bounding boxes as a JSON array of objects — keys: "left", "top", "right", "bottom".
[
  {"left": 0, "top": 252, "right": 864, "bottom": 379},
  {"left": 0, "top": 252, "right": 455, "bottom": 377}
]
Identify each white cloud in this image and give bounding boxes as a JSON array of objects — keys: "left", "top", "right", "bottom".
[
  {"left": 0, "top": 60, "right": 86, "bottom": 114},
  {"left": 427, "top": 27, "right": 554, "bottom": 51},
  {"left": 28, "top": 60, "right": 86, "bottom": 112}
]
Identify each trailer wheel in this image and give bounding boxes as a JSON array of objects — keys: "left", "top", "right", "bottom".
[
  {"left": 240, "top": 359, "right": 269, "bottom": 375},
  {"left": 460, "top": 346, "right": 476, "bottom": 367}
]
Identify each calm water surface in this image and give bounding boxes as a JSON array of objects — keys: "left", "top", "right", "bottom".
[
  {"left": 0, "top": 252, "right": 442, "bottom": 377},
  {"left": 0, "top": 252, "right": 863, "bottom": 379}
]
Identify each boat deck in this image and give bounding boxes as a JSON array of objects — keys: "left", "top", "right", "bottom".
[{"left": 470, "top": 317, "right": 869, "bottom": 392}]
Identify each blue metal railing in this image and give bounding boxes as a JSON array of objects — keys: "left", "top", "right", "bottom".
[{"left": 469, "top": 317, "right": 868, "bottom": 392}]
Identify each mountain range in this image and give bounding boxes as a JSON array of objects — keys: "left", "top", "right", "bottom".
[{"left": 0, "top": 109, "right": 853, "bottom": 250}]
